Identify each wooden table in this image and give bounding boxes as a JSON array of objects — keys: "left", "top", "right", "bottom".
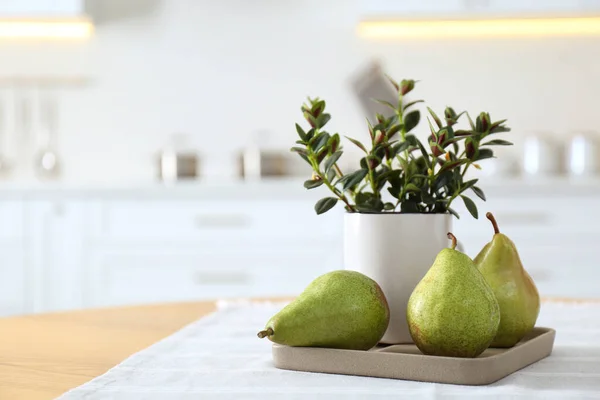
[
  {"left": 0, "top": 302, "right": 218, "bottom": 400},
  {"left": 0, "top": 297, "right": 596, "bottom": 399}
]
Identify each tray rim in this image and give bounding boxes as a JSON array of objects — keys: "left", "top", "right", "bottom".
[{"left": 271, "top": 326, "right": 556, "bottom": 385}]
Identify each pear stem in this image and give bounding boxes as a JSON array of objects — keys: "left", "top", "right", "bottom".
[
  {"left": 486, "top": 212, "right": 500, "bottom": 234},
  {"left": 257, "top": 327, "right": 274, "bottom": 339},
  {"left": 447, "top": 232, "right": 457, "bottom": 250}
]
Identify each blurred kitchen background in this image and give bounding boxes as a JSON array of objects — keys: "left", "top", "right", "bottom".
[{"left": 0, "top": 0, "right": 599, "bottom": 317}]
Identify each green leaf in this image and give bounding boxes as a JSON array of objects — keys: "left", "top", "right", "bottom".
[
  {"left": 304, "top": 179, "right": 323, "bottom": 189},
  {"left": 386, "top": 124, "right": 403, "bottom": 139},
  {"left": 454, "top": 129, "right": 474, "bottom": 137},
  {"left": 327, "top": 133, "right": 341, "bottom": 153},
  {"left": 400, "top": 79, "right": 415, "bottom": 95},
  {"left": 434, "top": 171, "right": 453, "bottom": 191},
  {"left": 310, "top": 99, "right": 325, "bottom": 115},
  {"left": 397, "top": 155, "right": 409, "bottom": 172},
  {"left": 355, "top": 192, "right": 384, "bottom": 212},
  {"left": 314, "top": 197, "right": 338, "bottom": 215},
  {"left": 344, "top": 136, "right": 367, "bottom": 153},
  {"left": 359, "top": 157, "right": 367, "bottom": 170},
  {"left": 447, "top": 207, "right": 460, "bottom": 219},
  {"left": 421, "top": 191, "right": 435, "bottom": 205},
  {"left": 403, "top": 110, "right": 421, "bottom": 132},
  {"left": 481, "top": 139, "right": 513, "bottom": 146},
  {"left": 295, "top": 123, "right": 307, "bottom": 141},
  {"left": 490, "top": 126, "right": 511, "bottom": 134},
  {"left": 444, "top": 106, "right": 457, "bottom": 120},
  {"left": 462, "top": 179, "right": 479, "bottom": 191},
  {"left": 385, "top": 74, "right": 400, "bottom": 92},
  {"left": 373, "top": 143, "right": 386, "bottom": 159},
  {"left": 415, "top": 140, "right": 431, "bottom": 168},
  {"left": 405, "top": 183, "right": 421, "bottom": 193},
  {"left": 466, "top": 112, "right": 476, "bottom": 130},
  {"left": 427, "top": 117, "right": 437, "bottom": 138},
  {"left": 316, "top": 147, "right": 328, "bottom": 164},
  {"left": 475, "top": 148, "right": 494, "bottom": 161},
  {"left": 372, "top": 99, "right": 396, "bottom": 111},
  {"left": 404, "top": 134, "right": 419, "bottom": 146},
  {"left": 387, "top": 169, "right": 403, "bottom": 189},
  {"left": 327, "top": 168, "right": 336, "bottom": 181},
  {"left": 403, "top": 99, "right": 424, "bottom": 111},
  {"left": 471, "top": 186, "right": 486, "bottom": 201},
  {"left": 429, "top": 141, "right": 445, "bottom": 156},
  {"left": 391, "top": 141, "right": 411, "bottom": 157},
  {"left": 453, "top": 168, "right": 462, "bottom": 188},
  {"left": 461, "top": 195, "right": 478, "bottom": 219},
  {"left": 290, "top": 146, "right": 310, "bottom": 164},
  {"left": 383, "top": 202, "right": 395, "bottom": 211},
  {"left": 387, "top": 187, "right": 399, "bottom": 199},
  {"left": 311, "top": 133, "right": 330, "bottom": 151},
  {"left": 324, "top": 151, "right": 342, "bottom": 173},
  {"left": 316, "top": 113, "right": 331, "bottom": 128},
  {"left": 427, "top": 107, "right": 443, "bottom": 129},
  {"left": 401, "top": 200, "right": 420, "bottom": 213},
  {"left": 340, "top": 169, "right": 368, "bottom": 191},
  {"left": 304, "top": 112, "right": 317, "bottom": 128},
  {"left": 445, "top": 136, "right": 470, "bottom": 145},
  {"left": 490, "top": 119, "right": 507, "bottom": 129},
  {"left": 298, "top": 153, "right": 310, "bottom": 164},
  {"left": 290, "top": 147, "right": 307, "bottom": 156},
  {"left": 366, "top": 155, "right": 381, "bottom": 169}
]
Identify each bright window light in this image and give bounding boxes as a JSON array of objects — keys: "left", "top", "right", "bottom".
[
  {"left": 357, "top": 17, "right": 600, "bottom": 39},
  {"left": 0, "top": 18, "right": 93, "bottom": 39}
]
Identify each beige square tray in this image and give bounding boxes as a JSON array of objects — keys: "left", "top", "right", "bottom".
[{"left": 272, "top": 327, "right": 555, "bottom": 385}]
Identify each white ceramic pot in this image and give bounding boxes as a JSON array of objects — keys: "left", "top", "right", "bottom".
[{"left": 344, "top": 213, "right": 452, "bottom": 344}]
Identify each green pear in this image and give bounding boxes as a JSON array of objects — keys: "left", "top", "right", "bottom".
[
  {"left": 257, "top": 270, "right": 389, "bottom": 350},
  {"left": 407, "top": 233, "right": 500, "bottom": 358},
  {"left": 475, "top": 213, "right": 540, "bottom": 348}
]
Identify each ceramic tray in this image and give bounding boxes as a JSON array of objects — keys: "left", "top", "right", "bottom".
[{"left": 272, "top": 327, "right": 555, "bottom": 386}]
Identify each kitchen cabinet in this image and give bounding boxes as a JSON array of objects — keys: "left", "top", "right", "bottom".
[
  {"left": 0, "top": 201, "right": 25, "bottom": 316},
  {"left": 0, "top": 180, "right": 598, "bottom": 317},
  {"left": 85, "top": 199, "right": 343, "bottom": 307},
  {"left": 28, "top": 201, "right": 87, "bottom": 314},
  {"left": 451, "top": 194, "right": 600, "bottom": 298}
]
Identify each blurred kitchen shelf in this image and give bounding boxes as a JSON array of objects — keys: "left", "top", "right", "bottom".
[{"left": 0, "top": 176, "right": 598, "bottom": 199}]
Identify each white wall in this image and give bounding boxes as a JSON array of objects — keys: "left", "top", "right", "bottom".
[{"left": 0, "top": 0, "right": 598, "bottom": 183}]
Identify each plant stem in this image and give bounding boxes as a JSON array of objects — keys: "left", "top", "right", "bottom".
[
  {"left": 333, "top": 163, "right": 356, "bottom": 200},
  {"left": 368, "top": 169, "right": 377, "bottom": 195},
  {"left": 257, "top": 327, "right": 273, "bottom": 338},
  {"left": 486, "top": 212, "right": 500, "bottom": 234},
  {"left": 307, "top": 147, "right": 355, "bottom": 212},
  {"left": 324, "top": 178, "right": 355, "bottom": 211},
  {"left": 333, "top": 163, "right": 344, "bottom": 179},
  {"left": 461, "top": 162, "right": 471, "bottom": 179},
  {"left": 446, "top": 192, "right": 459, "bottom": 210},
  {"left": 447, "top": 232, "right": 458, "bottom": 250}
]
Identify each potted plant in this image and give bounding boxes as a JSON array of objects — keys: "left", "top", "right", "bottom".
[{"left": 290, "top": 76, "right": 512, "bottom": 344}]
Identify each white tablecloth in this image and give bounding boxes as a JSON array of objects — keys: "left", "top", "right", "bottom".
[{"left": 57, "top": 300, "right": 600, "bottom": 399}]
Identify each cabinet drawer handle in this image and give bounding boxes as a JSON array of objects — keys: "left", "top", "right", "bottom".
[
  {"left": 194, "top": 271, "right": 249, "bottom": 285},
  {"left": 194, "top": 214, "right": 250, "bottom": 228}
]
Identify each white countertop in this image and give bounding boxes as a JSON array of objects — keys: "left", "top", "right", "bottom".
[{"left": 0, "top": 177, "right": 598, "bottom": 199}]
